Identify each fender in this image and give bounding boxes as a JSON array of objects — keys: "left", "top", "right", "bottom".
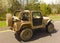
[
  {"left": 17, "top": 24, "right": 32, "bottom": 32},
  {"left": 46, "top": 19, "right": 52, "bottom": 26}
]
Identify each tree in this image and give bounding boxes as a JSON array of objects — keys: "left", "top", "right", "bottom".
[
  {"left": 40, "top": 3, "right": 51, "bottom": 16},
  {"left": 8, "top": 0, "right": 22, "bottom": 13},
  {"left": 0, "top": 0, "right": 22, "bottom": 20},
  {"left": 25, "top": 3, "right": 40, "bottom": 11},
  {"left": 25, "top": 3, "right": 51, "bottom": 16},
  {"left": 50, "top": 4, "right": 60, "bottom": 14},
  {"left": 0, "top": 0, "right": 8, "bottom": 20}
]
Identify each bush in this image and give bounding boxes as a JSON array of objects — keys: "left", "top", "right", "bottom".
[
  {"left": 40, "top": 3, "right": 51, "bottom": 16},
  {"left": 25, "top": 3, "right": 40, "bottom": 11},
  {"left": 25, "top": 3, "right": 51, "bottom": 16}
]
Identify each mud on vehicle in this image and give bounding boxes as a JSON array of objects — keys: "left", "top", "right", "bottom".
[{"left": 7, "top": 10, "right": 54, "bottom": 41}]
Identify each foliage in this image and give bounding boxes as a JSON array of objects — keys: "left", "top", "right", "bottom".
[
  {"left": 0, "top": 0, "right": 60, "bottom": 21},
  {"left": 10, "top": 0, "right": 22, "bottom": 13},
  {"left": 25, "top": 3, "right": 40, "bottom": 11},
  {"left": 50, "top": 4, "right": 60, "bottom": 14},
  {"left": 0, "top": 0, "right": 22, "bottom": 20},
  {"left": 40, "top": 3, "right": 51, "bottom": 16},
  {"left": 25, "top": 3, "right": 51, "bottom": 16}
]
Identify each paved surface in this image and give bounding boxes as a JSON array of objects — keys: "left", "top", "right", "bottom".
[{"left": 0, "top": 21, "right": 60, "bottom": 43}]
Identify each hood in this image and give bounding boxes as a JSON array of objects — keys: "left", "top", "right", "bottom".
[{"left": 43, "top": 16, "right": 50, "bottom": 19}]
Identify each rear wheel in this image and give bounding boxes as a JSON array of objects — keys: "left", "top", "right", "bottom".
[
  {"left": 46, "top": 23, "right": 54, "bottom": 33},
  {"left": 20, "top": 28, "right": 33, "bottom": 41}
]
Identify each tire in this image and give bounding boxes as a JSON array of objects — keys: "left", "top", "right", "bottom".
[
  {"left": 46, "top": 23, "right": 54, "bottom": 33},
  {"left": 20, "top": 28, "right": 33, "bottom": 41}
]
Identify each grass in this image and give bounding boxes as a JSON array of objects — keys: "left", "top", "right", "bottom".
[
  {"left": 0, "top": 21, "right": 7, "bottom": 27},
  {"left": 49, "top": 14, "right": 60, "bottom": 21}
]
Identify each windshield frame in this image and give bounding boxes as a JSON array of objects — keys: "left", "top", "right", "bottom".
[
  {"left": 21, "top": 12, "right": 30, "bottom": 21},
  {"left": 32, "top": 12, "right": 42, "bottom": 18}
]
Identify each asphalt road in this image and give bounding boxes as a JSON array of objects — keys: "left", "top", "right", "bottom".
[{"left": 0, "top": 21, "right": 60, "bottom": 43}]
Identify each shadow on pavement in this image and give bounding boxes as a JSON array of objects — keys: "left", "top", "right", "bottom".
[
  {"left": 15, "top": 28, "right": 57, "bottom": 42},
  {"left": 15, "top": 33, "right": 21, "bottom": 42},
  {"left": 29, "top": 28, "right": 57, "bottom": 42}
]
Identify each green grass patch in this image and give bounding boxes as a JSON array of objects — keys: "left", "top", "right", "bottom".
[
  {"left": 0, "top": 21, "right": 7, "bottom": 27},
  {"left": 49, "top": 14, "right": 60, "bottom": 21}
]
